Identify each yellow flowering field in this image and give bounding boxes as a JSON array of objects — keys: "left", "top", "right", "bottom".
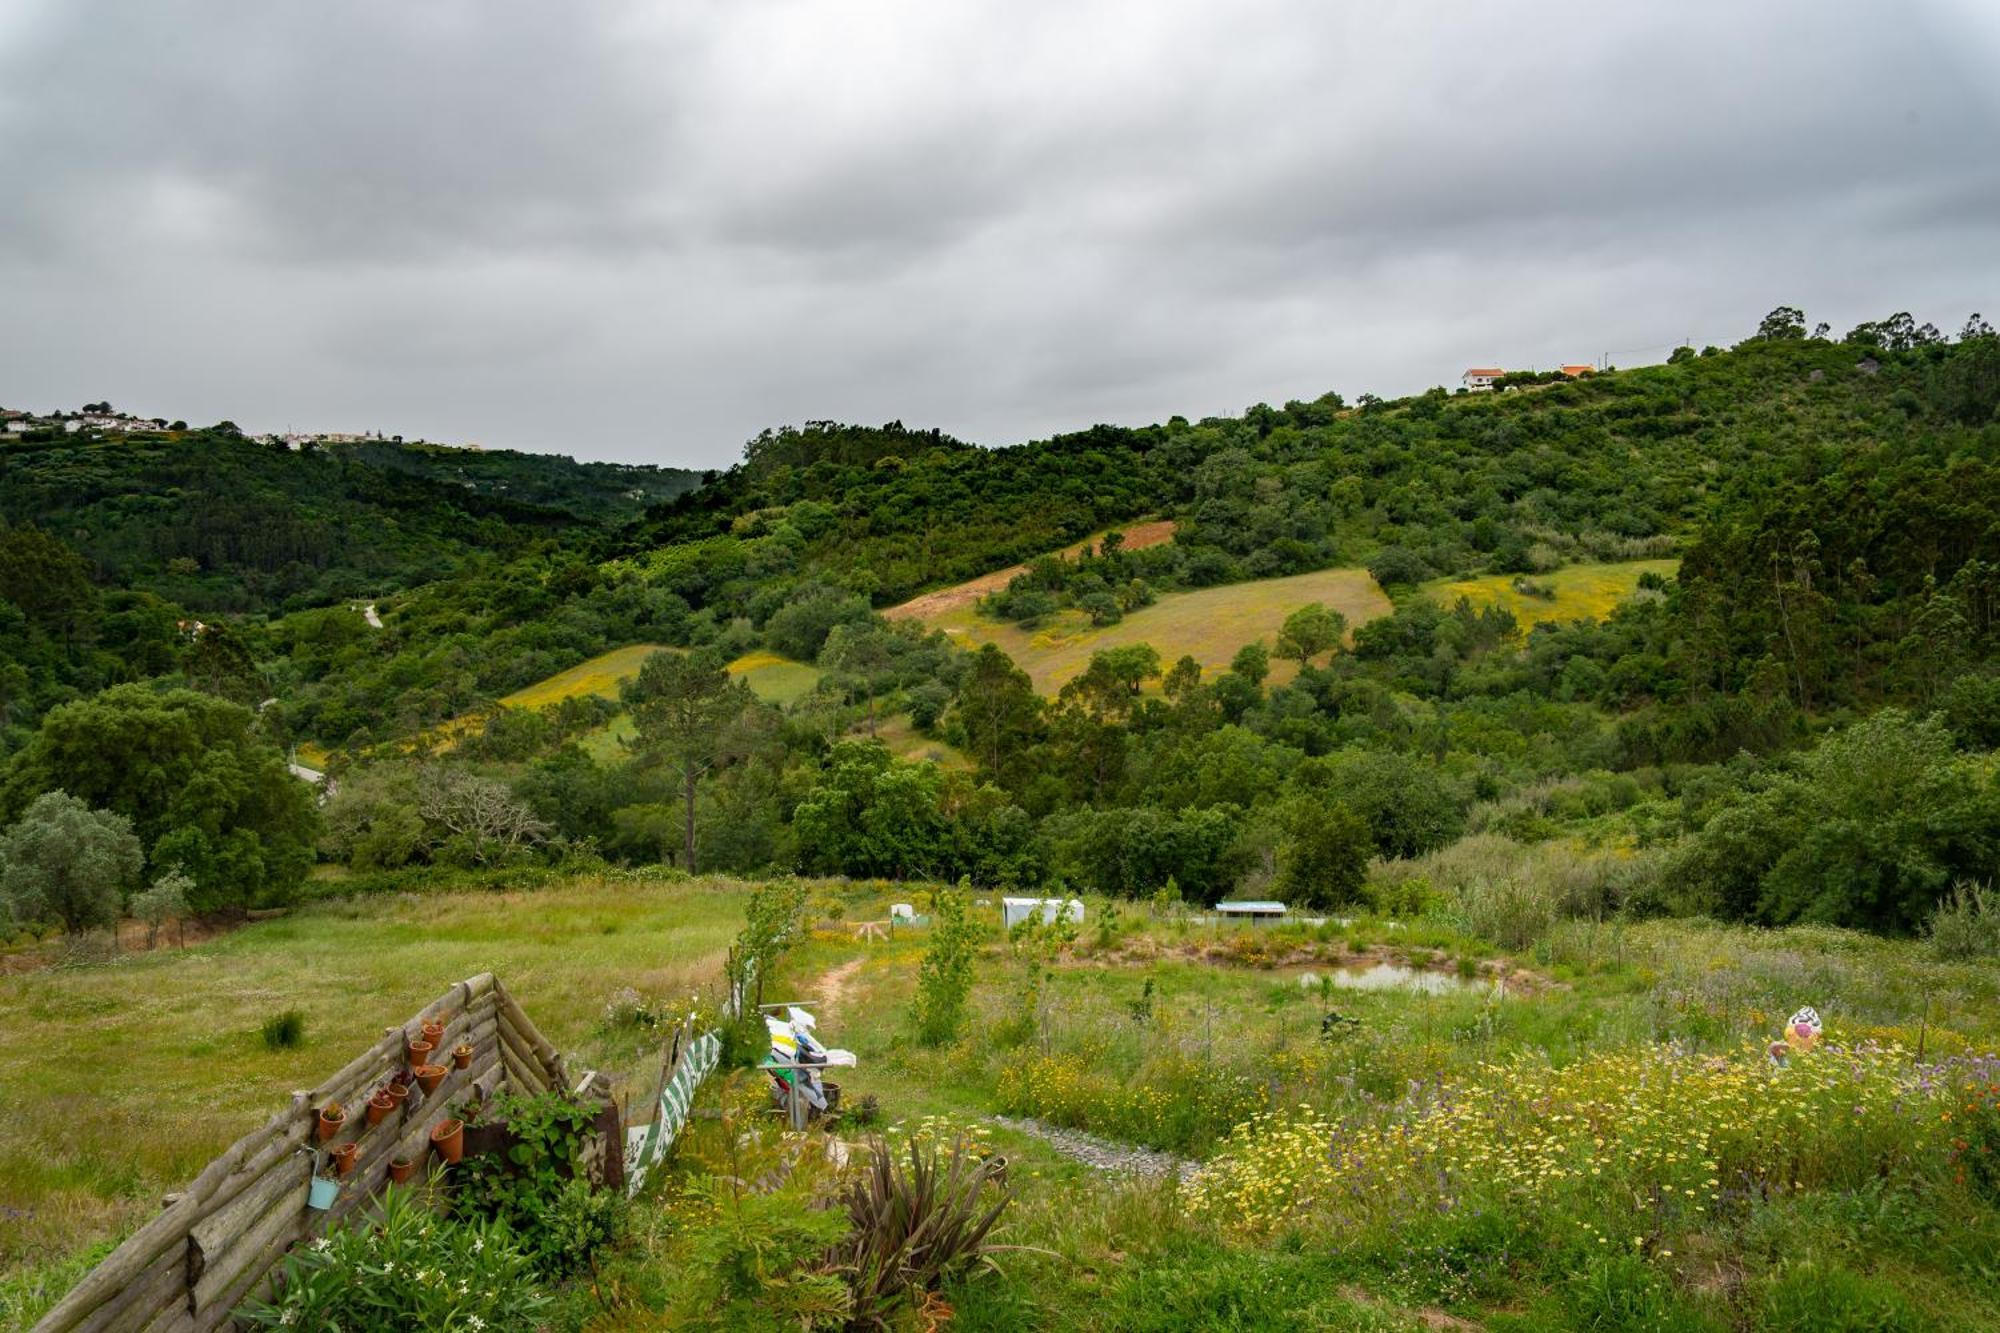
[{"left": 1187, "top": 1040, "right": 1996, "bottom": 1241}]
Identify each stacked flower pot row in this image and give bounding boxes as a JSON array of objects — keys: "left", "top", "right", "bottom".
[{"left": 306, "top": 1015, "right": 480, "bottom": 1210}]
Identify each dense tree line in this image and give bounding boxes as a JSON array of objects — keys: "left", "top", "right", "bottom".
[{"left": 5, "top": 307, "right": 1999, "bottom": 942}]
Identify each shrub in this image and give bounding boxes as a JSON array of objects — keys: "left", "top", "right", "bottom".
[
  {"left": 240, "top": 1184, "right": 549, "bottom": 1330},
  {"left": 828, "top": 1137, "right": 1011, "bottom": 1328},
  {"left": 1365, "top": 875, "right": 1444, "bottom": 918},
  {"left": 1927, "top": 881, "right": 2000, "bottom": 960},
  {"left": 260, "top": 1009, "right": 306, "bottom": 1051},
  {"left": 1315, "top": 749, "right": 1465, "bottom": 859},
  {"left": 450, "top": 1091, "right": 624, "bottom": 1278},
  {"left": 1452, "top": 876, "right": 1557, "bottom": 951},
  {"left": 1366, "top": 545, "right": 1436, "bottom": 589},
  {"left": 1671, "top": 710, "right": 2000, "bottom": 934},
  {"left": 671, "top": 1180, "right": 853, "bottom": 1330},
  {"left": 131, "top": 868, "right": 192, "bottom": 949}
]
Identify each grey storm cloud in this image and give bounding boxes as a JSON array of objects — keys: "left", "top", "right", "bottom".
[{"left": 2, "top": 0, "right": 1997, "bottom": 466}]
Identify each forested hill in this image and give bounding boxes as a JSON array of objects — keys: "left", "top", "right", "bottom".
[
  {"left": 339, "top": 439, "right": 706, "bottom": 526},
  {"left": 0, "top": 427, "right": 704, "bottom": 613},
  {"left": 621, "top": 322, "right": 2000, "bottom": 611},
  {"left": 5, "top": 307, "right": 2000, "bottom": 941}
]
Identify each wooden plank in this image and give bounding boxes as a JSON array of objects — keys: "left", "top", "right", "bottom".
[
  {"left": 34, "top": 1111, "right": 289, "bottom": 1330},
  {"left": 188, "top": 1157, "right": 310, "bottom": 1315},
  {"left": 499, "top": 1036, "right": 546, "bottom": 1095},
  {"left": 33, "top": 975, "right": 500, "bottom": 1333},
  {"left": 496, "top": 1018, "right": 549, "bottom": 1093},
  {"left": 138, "top": 1299, "right": 195, "bottom": 1333},
  {"left": 68, "top": 1244, "right": 182, "bottom": 1333},
  {"left": 191, "top": 1218, "right": 302, "bottom": 1333},
  {"left": 493, "top": 981, "right": 566, "bottom": 1084},
  {"left": 187, "top": 1147, "right": 311, "bottom": 1289}
]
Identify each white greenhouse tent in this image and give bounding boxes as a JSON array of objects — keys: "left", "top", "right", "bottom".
[{"left": 1001, "top": 896, "right": 1085, "bottom": 930}]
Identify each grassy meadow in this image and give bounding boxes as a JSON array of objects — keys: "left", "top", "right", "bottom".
[
  {"left": 11, "top": 866, "right": 2000, "bottom": 1329},
  {"left": 909, "top": 565, "right": 1392, "bottom": 694},
  {"left": 883, "top": 519, "right": 1179, "bottom": 623},
  {"left": 408, "top": 645, "right": 822, "bottom": 757},
  {"left": 498, "top": 644, "right": 822, "bottom": 711},
  {"left": 0, "top": 874, "right": 749, "bottom": 1322},
  {"left": 1423, "top": 558, "right": 1680, "bottom": 630}
]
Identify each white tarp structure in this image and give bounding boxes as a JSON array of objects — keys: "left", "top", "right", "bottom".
[
  {"left": 1002, "top": 896, "right": 1086, "bottom": 930},
  {"left": 623, "top": 1029, "right": 722, "bottom": 1196}
]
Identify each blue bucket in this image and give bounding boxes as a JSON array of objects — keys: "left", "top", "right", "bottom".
[{"left": 307, "top": 1175, "right": 339, "bottom": 1211}]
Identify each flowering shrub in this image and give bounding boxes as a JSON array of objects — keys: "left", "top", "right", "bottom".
[
  {"left": 1186, "top": 1040, "right": 1981, "bottom": 1240},
  {"left": 884, "top": 1113, "right": 997, "bottom": 1160},
  {"left": 1943, "top": 1065, "right": 2000, "bottom": 1200},
  {"left": 239, "top": 1184, "right": 548, "bottom": 1331},
  {"left": 996, "top": 1051, "right": 1266, "bottom": 1153}
]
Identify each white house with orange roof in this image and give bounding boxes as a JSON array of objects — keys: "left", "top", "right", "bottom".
[{"left": 1462, "top": 367, "right": 1504, "bottom": 392}]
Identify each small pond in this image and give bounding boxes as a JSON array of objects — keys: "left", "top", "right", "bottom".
[{"left": 1313, "top": 961, "right": 1485, "bottom": 995}]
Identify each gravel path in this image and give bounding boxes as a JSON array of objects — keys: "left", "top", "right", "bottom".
[{"left": 990, "top": 1115, "right": 1202, "bottom": 1182}]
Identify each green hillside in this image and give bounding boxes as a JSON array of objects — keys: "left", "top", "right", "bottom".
[
  {"left": 0, "top": 427, "right": 703, "bottom": 613},
  {"left": 8, "top": 311, "right": 2000, "bottom": 1328}
]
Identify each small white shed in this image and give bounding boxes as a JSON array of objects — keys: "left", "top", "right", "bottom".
[
  {"left": 1215, "top": 900, "right": 1289, "bottom": 926},
  {"left": 1001, "top": 896, "right": 1085, "bottom": 930}
]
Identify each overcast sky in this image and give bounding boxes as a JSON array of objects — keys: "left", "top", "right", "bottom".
[{"left": 3, "top": 2, "right": 1997, "bottom": 468}]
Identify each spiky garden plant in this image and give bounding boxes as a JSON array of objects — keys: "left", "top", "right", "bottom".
[{"left": 828, "top": 1135, "right": 1010, "bottom": 1328}]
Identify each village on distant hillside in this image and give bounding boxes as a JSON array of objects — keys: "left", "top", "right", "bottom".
[{"left": 0, "top": 405, "right": 484, "bottom": 452}]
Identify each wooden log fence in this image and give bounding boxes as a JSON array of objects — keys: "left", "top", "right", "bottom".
[{"left": 32, "top": 974, "right": 594, "bottom": 1333}]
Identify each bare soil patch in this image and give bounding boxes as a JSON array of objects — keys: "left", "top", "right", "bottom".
[{"left": 0, "top": 915, "right": 240, "bottom": 976}]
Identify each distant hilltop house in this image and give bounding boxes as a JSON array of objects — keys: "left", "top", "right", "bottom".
[{"left": 1463, "top": 364, "right": 1596, "bottom": 392}]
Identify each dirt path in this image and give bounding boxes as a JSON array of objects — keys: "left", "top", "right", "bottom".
[
  {"left": 813, "top": 958, "right": 866, "bottom": 1018},
  {"left": 883, "top": 519, "right": 1178, "bottom": 622}
]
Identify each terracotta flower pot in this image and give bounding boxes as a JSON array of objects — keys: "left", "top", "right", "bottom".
[
  {"left": 330, "top": 1142, "right": 359, "bottom": 1178},
  {"left": 414, "top": 1063, "right": 447, "bottom": 1095},
  {"left": 431, "top": 1118, "right": 465, "bottom": 1164},
  {"left": 406, "top": 1038, "right": 434, "bottom": 1068},
  {"left": 388, "top": 1156, "right": 417, "bottom": 1185},
  {"left": 453, "top": 1043, "right": 473, "bottom": 1070},
  {"left": 385, "top": 1081, "right": 411, "bottom": 1109},
  {"left": 367, "top": 1091, "right": 394, "bottom": 1126},
  {"left": 316, "top": 1105, "right": 345, "bottom": 1143},
  {"left": 421, "top": 1019, "right": 445, "bottom": 1046}
]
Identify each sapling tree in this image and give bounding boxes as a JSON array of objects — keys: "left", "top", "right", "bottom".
[
  {"left": 914, "top": 878, "right": 980, "bottom": 1046},
  {"left": 132, "top": 867, "right": 193, "bottom": 949},
  {"left": 724, "top": 879, "right": 810, "bottom": 1013}
]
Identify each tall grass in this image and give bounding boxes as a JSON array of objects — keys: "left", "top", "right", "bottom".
[{"left": 1376, "top": 834, "right": 1662, "bottom": 952}]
